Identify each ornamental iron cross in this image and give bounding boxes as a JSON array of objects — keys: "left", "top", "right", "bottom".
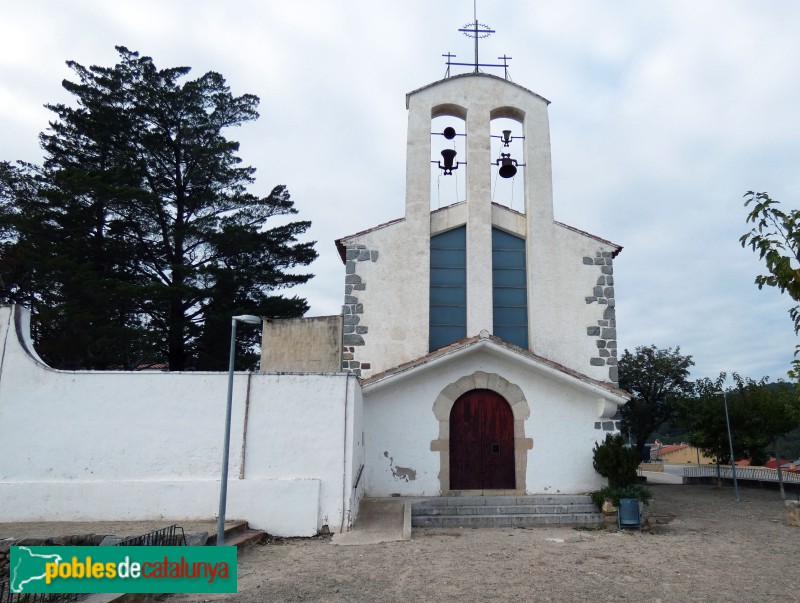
[{"left": 443, "top": 1, "right": 511, "bottom": 79}]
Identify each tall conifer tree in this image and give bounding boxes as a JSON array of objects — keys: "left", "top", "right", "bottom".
[{"left": 1, "top": 47, "right": 316, "bottom": 370}]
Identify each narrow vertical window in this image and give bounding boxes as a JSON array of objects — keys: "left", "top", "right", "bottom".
[
  {"left": 492, "top": 228, "right": 528, "bottom": 348},
  {"left": 430, "top": 226, "right": 467, "bottom": 351}
]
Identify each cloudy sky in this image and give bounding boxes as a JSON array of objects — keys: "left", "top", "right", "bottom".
[{"left": 1, "top": 1, "right": 799, "bottom": 382}]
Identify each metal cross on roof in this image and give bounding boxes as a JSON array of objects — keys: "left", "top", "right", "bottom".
[
  {"left": 458, "top": 20, "right": 495, "bottom": 73},
  {"left": 442, "top": 3, "right": 512, "bottom": 79},
  {"left": 498, "top": 54, "right": 512, "bottom": 80},
  {"left": 442, "top": 52, "right": 456, "bottom": 78}
]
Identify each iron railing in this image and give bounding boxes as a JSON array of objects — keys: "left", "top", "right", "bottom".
[
  {"left": 353, "top": 464, "right": 365, "bottom": 491},
  {"left": 116, "top": 524, "right": 186, "bottom": 547},
  {"left": 1, "top": 524, "right": 187, "bottom": 603},
  {"left": 683, "top": 465, "right": 800, "bottom": 483}
]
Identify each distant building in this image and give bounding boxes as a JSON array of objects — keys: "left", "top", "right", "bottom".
[
  {"left": 649, "top": 442, "right": 715, "bottom": 465},
  {"left": 765, "top": 458, "right": 798, "bottom": 472}
]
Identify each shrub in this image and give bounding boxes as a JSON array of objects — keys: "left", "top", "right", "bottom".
[
  {"left": 592, "top": 433, "right": 639, "bottom": 488},
  {"left": 590, "top": 484, "right": 653, "bottom": 509}
]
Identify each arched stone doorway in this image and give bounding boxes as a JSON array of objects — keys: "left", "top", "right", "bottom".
[
  {"left": 431, "top": 371, "right": 533, "bottom": 494},
  {"left": 450, "top": 389, "right": 515, "bottom": 489}
]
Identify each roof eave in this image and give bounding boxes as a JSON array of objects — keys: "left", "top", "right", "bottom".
[
  {"left": 335, "top": 216, "right": 406, "bottom": 263},
  {"left": 554, "top": 221, "right": 624, "bottom": 258},
  {"left": 362, "top": 335, "right": 630, "bottom": 404}
]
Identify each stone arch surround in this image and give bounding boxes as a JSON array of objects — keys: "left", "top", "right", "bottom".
[{"left": 430, "top": 371, "right": 533, "bottom": 494}]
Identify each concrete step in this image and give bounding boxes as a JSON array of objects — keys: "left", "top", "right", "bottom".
[
  {"left": 413, "top": 495, "right": 594, "bottom": 508},
  {"left": 221, "top": 528, "right": 267, "bottom": 548},
  {"left": 411, "top": 495, "right": 603, "bottom": 528},
  {"left": 412, "top": 512, "right": 603, "bottom": 528},
  {"left": 206, "top": 520, "right": 263, "bottom": 546},
  {"left": 414, "top": 503, "right": 598, "bottom": 516}
]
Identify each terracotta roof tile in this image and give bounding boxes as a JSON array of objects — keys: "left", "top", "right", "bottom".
[{"left": 361, "top": 332, "right": 629, "bottom": 399}]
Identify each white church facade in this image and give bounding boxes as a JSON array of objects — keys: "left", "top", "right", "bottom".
[
  {"left": 338, "top": 72, "right": 629, "bottom": 498},
  {"left": 0, "top": 51, "right": 629, "bottom": 537}
]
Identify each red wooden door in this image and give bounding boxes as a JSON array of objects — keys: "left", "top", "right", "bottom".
[{"left": 449, "top": 389, "right": 515, "bottom": 490}]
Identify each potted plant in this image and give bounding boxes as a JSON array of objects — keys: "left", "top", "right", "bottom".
[{"left": 590, "top": 434, "right": 652, "bottom": 528}]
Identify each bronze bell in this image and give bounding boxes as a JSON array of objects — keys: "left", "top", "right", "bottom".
[
  {"left": 501, "top": 129, "right": 512, "bottom": 146},
  {"left": 440, "top": 149, "right": 458, "bottom": 175},
  {"left": 497, "top": 153, "right": 517, "bottom": 179}
]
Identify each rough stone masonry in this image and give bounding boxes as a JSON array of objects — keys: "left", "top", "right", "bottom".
[
  {"left": 583, "top": 251, "right": 618, "bottom": 386},
  {"left": 342, "top": 244, "right": 378, "bottom": 376}
]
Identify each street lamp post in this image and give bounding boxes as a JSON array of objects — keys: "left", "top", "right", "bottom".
[
  {"left": 723, "top": 391, "right": 741, "bottom": 502},
  {"left": 217, "top": 314, "right": 262, "bottom": 546}
]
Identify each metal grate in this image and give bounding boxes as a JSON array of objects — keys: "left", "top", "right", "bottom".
[
  {"left": 116, "top": 524, "right": 186, "bottom": 547},
  {"left": 1, "top": 525, "right": 186, "bottom": 602}
]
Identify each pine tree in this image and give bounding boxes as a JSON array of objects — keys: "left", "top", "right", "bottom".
[{"left": 1, "top": 47, "right": 316, "bottom": 370}]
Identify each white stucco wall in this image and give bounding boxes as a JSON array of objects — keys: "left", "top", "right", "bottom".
[
  {"left": 346, "top": 381, "right": 365, "bottom": 525},
  {"left": 0, "top": 306, "right": 362, "bottom": 537},
  {"left": 341, "top": 219, "right": 429, "bottom": 376},
  {"left": 362, "top": 341, "right": 625, "bottom": 497},
  {"left": 531, "top": 224, "right": 619, "bottom": 384}
]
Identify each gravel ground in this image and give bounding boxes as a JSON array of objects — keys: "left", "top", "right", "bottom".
[{"left": 163, "top": 484, "right": 799, "bottom": 603}]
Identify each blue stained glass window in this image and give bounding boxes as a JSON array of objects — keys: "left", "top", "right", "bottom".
[
  {"left": 492, "top": 229, "right": 528, "bottom": 348},
  {"left": 429, "top": 226, "right": 467, "bottom": 351}
]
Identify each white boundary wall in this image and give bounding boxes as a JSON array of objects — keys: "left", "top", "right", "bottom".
[{"left": 0, "top": 306, "right": 363, "bottom": 537}]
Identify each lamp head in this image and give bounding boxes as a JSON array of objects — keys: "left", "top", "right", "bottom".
[{"left": 233, "top": 314, "right": 262, "bottom": 325}]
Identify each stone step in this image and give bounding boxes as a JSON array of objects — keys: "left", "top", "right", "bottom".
[
  {"left": 413, "top": 503, "right": 598, "bottom": 516},
  {"left": 220, "top": 528, "right": 267, "bottom": 548},
  {"left": 413, "top": 495, "right": 594, "bottom": 508},
  {"left": 205, "top": 520, "right": 254, "bottom": 546},
  {"left": 412, "top": 512, "right": 604, "bottom": 528},
  {"left": 410, "top": 495, "right": 602, "bottom": 529}
]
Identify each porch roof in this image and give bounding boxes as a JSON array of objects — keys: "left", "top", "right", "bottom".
[{"left": 360, "top": 331, "right": 630, "bottom": 404}]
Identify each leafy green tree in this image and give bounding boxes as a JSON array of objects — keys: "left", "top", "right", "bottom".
[
  {"left": 741, "top": 191, "right": 800, "bottom": 348},
  {"left": 674, "top": 373, "right": 792, "bottom": 485},
  {"left": 733, "top": 377, "right": 799, "bottom": 498},
  {"left": 1, "top": 47, "right": 317, "bottom": 370},
  {"left": 775, "top": 427, "right": 800, "bottom": 460},
  {"left": 618, "top": 345, "right": 695, "bottom": 459}
]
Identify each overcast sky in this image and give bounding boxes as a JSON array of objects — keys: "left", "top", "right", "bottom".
[{"left": 2, "top": 1, "right": 799, "bottom": 382}]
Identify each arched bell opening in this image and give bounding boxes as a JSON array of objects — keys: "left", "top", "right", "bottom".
[
  {"left": 490, "top": 115, "right": 525, "bottom": 214},
  {"left": 430, "top": 113, "right": 467, "bottom": 211}
]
